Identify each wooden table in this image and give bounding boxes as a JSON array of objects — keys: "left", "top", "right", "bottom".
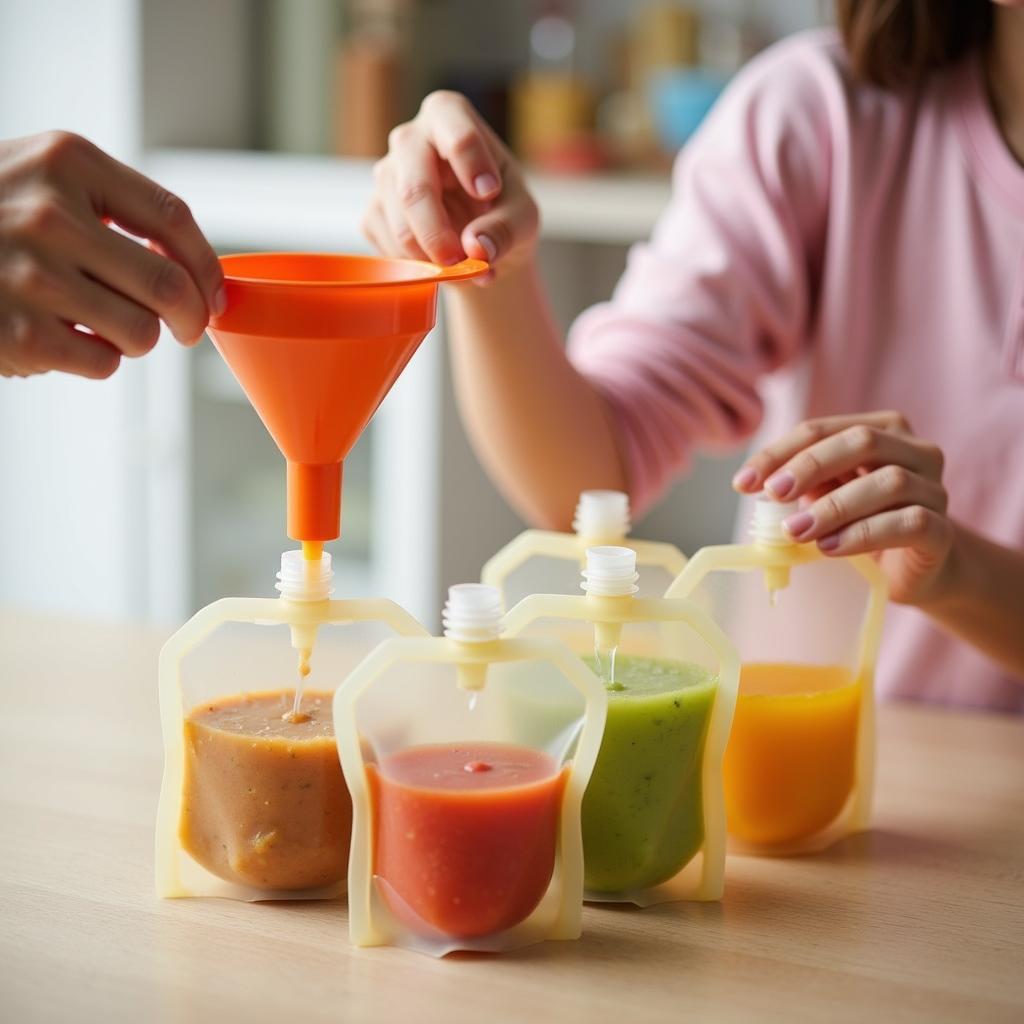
[{"left": 1, "top": 613, "right": 1022, "bottom": 1024}]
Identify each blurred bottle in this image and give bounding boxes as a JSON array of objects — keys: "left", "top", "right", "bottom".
[
  {"left": 631, "top": 3, "right": 701, "bottom": 73},
  {"left": 335, "top": 0, "right": 411, "bottom": 158},
  {"left": 511, "top": 1, "right": 604, "bottom": 173},
  {"left": 599, "top": 4, "right": 701, "bottom": 170},
  {"left": 646, "top": 6, "right": 765, "bottom": 157}
]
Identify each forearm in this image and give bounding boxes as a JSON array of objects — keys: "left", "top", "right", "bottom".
[
  {"left": 921, "top": 523, "right": 1024, "bottom": 679},
  {"left": 445, "top": 259, "right": 626, "bottom": 529}
]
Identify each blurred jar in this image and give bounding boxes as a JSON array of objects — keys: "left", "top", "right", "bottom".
[{"left": 511, "top": 2, "right": 601, "bottom": 171}]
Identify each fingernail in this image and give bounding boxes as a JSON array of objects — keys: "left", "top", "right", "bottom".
[
  {"left": 784, "top": 511, "right": 813, "bottom": 537},
  {"left": 765, "top": 470, "right": 795, "bottom": 499},
  {"left": 474, "top": 173, "right": 499, "bottom": 197},
  {"left": 818, "top": 533, "right": 841, "bottom": 552},
  {"left": 212, "top": 285, "right": 227, "bottom": 317},
  {"left": 732, "top": 466, "right": 757, "bottom": 491},
  {"left": 475, "top": 233, "right": 497, "bottom": 262}
]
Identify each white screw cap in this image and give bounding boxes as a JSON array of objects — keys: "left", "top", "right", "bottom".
[
  {"left": 443, "top": 583, "right": 503, "bottom": 643},
  {"left": 749, "top": 494, "right": 800, "bottom": 546},
  {"left": 573, "top": 490, "right": 631, "bottom": 538},
  {"left": 581, "top": 545, "right": 639, "bottom": 596},
  {"left": 276, "top": 550, "right": 334, "bottom": 601}
]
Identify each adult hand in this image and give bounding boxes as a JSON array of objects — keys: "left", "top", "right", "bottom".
[
  {"left": 0, "top": 131, "right": 224, "bottom": 379},
  {"left": 362, "top": 91, "right": 539, "bottom": 280},
  {"left": 733, "top": 411, "right": 954, "bottom": 605}
]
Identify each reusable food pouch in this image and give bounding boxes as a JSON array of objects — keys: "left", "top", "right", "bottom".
[
  {"left": 665, "top": 496, "right": 887, "bottom": 854},
  {"left": 503, "top": 547, "right": 740, "bottom": 906},
  {"left": 156, "top": 550, "right": 428, "bottom": 900},
  {"left": 482, "top": 490, "right": 686, "bottom": 613},
  {"left": 335, "top": 584, "right": 606, "bottom": 957}
]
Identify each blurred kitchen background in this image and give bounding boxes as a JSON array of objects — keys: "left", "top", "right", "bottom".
[{"left": 0, "top": 0, "right": 827, "bottom": 630}]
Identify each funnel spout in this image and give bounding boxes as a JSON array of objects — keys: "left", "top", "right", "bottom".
[{"left": 288, "top": 461, "right": 343, "bottom": 541}]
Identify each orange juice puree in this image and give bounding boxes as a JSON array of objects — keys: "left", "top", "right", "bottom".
[{"left": 724, "top": 663, "right": 860, "bottom": 846}]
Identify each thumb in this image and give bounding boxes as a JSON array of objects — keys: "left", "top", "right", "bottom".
[{"left": 461, "top": 199, "right": 538, "bottom": 266}]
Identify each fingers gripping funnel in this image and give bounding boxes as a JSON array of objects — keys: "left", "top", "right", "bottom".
[{"left": 208, "top": 253, "right": 488, "bottom": 542}]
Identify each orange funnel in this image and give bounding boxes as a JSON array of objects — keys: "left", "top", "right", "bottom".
[{"left": 208, "top": 252, "right": 487, "bottom": 542}]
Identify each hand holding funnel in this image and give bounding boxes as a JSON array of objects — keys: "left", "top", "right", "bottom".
[{"left": 207, "top": 253, "right": 488, "bottom": 543}]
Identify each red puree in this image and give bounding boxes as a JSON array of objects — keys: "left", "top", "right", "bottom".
[{"left": 367, "top": 742, "right": 566, "bottom": 938}]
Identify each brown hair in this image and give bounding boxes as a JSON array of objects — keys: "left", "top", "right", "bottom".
[{"left": 835, "top": 0, "right": 994, "bottom": 89}]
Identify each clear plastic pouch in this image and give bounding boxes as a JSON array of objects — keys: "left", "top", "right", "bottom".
[
  {"left": 335, "top": 584, "right": 607, "bottom": 956},
  {"left": 156, "top": 551, "right": 428, "bottom": 900},
  {"left": 482, "top": 490, "right": 686, "bottom": 610},
  {"left": 503, "top": 548, "right": 740, "bottom": 906},
  {"left": 665, "top": 497, "right": 887, "bottom": 854}
]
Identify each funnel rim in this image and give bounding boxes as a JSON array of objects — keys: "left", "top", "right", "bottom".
[{"left": 219, "top": 252, "right": 489, "bottom": 289}]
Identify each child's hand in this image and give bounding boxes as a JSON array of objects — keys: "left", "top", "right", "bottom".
[
  {"left": 0, "top": 131, "right": 224, "bottom": 380},
  {"left": 732, "top": 411, "right": 955, "bottom": 606},
  {"left": 362, "top": 92, "right": 539, "bottom": 279}
]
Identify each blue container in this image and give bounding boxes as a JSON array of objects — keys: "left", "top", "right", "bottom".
[{"left": 649, "top": 70, "right": 728, "bottom": 151}]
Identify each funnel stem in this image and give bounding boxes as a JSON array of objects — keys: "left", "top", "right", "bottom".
[{"left": 288, "top": 461, "right": 343, "bottom": 542}]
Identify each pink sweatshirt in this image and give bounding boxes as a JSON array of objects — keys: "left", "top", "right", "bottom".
[{"left": 568, "top": 30, "right": 1024, "bottom": 712}]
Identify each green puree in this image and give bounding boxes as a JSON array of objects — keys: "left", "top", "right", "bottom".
[{"left": 581, "top": 654, "right": 717, "bottom": 894}]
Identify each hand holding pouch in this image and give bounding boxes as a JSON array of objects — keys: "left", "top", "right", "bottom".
[{"left": 665, "top": 496, "right": 887, "bottom": 854}]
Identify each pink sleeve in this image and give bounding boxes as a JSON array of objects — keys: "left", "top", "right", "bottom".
[{"left": 567, "top": 36, "right": 837, "bottom": 515}]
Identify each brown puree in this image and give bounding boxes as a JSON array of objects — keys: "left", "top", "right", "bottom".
[{"left": 180, "top": 690, "right": 351, "bottom": 891}]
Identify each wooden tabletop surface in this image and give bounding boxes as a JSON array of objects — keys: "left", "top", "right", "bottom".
[{"left": 1, "top": 612, "right": 1022, "bottom": 1024}]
